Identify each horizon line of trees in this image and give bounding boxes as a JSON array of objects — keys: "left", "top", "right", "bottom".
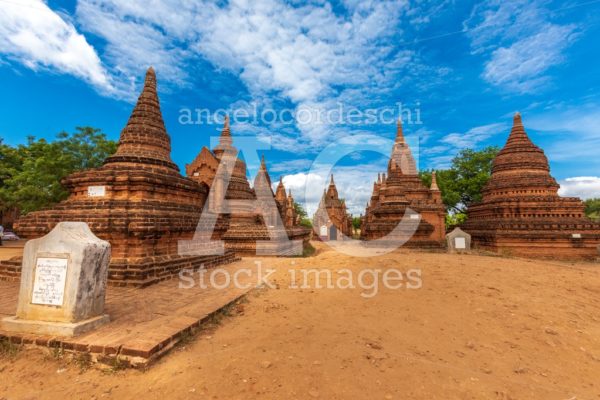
[{"left": 1, "top": 129, "right": 598, "bottom": 227}]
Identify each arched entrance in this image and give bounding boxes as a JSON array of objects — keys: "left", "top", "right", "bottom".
[{"left": 329, "top": 225, "right": 337, "bottom": 240}]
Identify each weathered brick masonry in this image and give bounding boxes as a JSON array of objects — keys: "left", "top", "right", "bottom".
[
  {"left": 463, "top": 113, "right": 600, "bottom": 259},
  {"left": 5, "top": 68, "right": 239, "bottom": 286}
]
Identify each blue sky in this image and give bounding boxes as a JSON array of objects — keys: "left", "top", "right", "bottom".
[{"left": 1, "top": 0, "right": 599, "bottom": 215}]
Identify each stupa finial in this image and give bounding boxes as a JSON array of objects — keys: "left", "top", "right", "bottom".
[
  {"left": 396, "top": 118, "right": 404, "bottom": 143},
  {"left": 430, "top": 171, "right": 440, "bottom": 191}
]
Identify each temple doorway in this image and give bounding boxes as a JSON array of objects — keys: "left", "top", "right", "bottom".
[{"left": 329, "top": 225, "right": 337, "bottom": 240}]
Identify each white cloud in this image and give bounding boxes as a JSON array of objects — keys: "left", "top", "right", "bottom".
[
  {"left": 0, "top": 0, "right": 112, "bottom": 93},
  {"left": 74, "top": 0, "right": 449, "bottom": 149},
  {"left": 558, "top": 177, "right": 600, "bottom": 200},
  {"left": 75, "top": 0, "right": 193, "bottom": 90},
  {"left": 421, "top": 122, "right": 508, "bottom": 169},
  {"left": 482, "top": 25, "right": 576, "bottom": 92},
  {"left": 275, "top": 159, "right": 388, "bottom": 216},
  {"left": 464, "top": 0, "right": 578, "bottom": 93},
  {"left": 268, "top": 159, "right": 314, "bottom": 174},
  {"left": 441, "top": 122, "right": 506, "bottom": 148}
]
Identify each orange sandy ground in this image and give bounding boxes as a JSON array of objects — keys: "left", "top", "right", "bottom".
[{"left": 1, "top": 242, "right": 599, "bottom": 399}]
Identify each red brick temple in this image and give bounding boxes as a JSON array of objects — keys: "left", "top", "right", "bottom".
[
  {"left": 186, "top": 118, "right": 310, "bottom": 255},
  {"left": 463, "top": 113, "right": 600, "bottom": 259},
  {"left": 312, "top": 175, "right": 352, "bottom": 240},
  {"left": 361, "top": 120, "right": 446, "bottom": 247},
  {"left": 273, "top": 178, "right": 298, "bottom": 228},
  {"left": 7, "top": 68, "right": 238, "bottom": 286}
]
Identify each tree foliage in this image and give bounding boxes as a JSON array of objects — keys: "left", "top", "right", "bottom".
[
  {"left": 419, "top": 146, "right": 499, "bottom": 214},
  {"left": 293, "top": 201, "right": 312, "bottom": 228},
  {"left": 0, "top": 127, "right": 117, "bottom": 214},
  {"left": 585, "top": 198, "right": 600, "bottom": 221}
]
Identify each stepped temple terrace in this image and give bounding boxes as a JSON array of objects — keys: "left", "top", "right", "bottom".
[
  {"left": 463, "top": 113, "right": 600, "bottom": 259},
  {"left": 360, "top": 120, "right": 446, "bottom": 247},
  {"left": 312, "top": 175, "right": 353, "bottom": 240}
]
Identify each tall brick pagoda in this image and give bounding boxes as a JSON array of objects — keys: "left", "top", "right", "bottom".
[
  {"left": 313, "top": 175, "right": 352, "bottom": 240},
  {"left": 186, "top": 119, "right": 310, "bottom": 255},
  {"left": 361, "top": 120, "right": 446, "bottom": 246},
  {"left": 463, "top": 113, "right": 600, "bottom": 259},
  {"left": 9, "top": 68, "right": 238, "bottom": 286}
]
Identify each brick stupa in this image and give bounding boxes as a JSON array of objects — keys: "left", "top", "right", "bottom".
[
  {"left": 463, "top": 113, "right": 600, "bottom": 258},
  {"left": 313, "top": 175, "right": 353, "bottom": 240},
  {"left": 361, "top": 120, "right": 446, "bottom": 246},
  {"left": 274, "top": 177, "right": 298, "bottom": 228},
  {"left": 186, "top": 119, "right": 310, "bottom": 255},
  {"left": 9, "top": 68, "right": 238, "bottom": 286}
]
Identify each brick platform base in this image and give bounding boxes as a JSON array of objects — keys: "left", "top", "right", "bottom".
[
  {"left": 0, "top": 252, "right": 241, "bottom": 287},
  {"left": 0, "top": 259, "right": 258, "bottom": 367}
]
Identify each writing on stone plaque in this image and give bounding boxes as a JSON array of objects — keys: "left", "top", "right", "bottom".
[
  {"left": 455, "top": 237, "right": 466, "bottom": 249},
  {"left": 87, "top": 185, "right": 106, "bottom": 197},
  {"left": 31, "top": 257, "right": 69, "bottom": 306}
]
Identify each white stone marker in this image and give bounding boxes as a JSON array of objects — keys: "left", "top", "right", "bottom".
[
  {"left": 1, "top": 222, "right": 111, "bottom": 336},
  {"left": 446, "top": 227, "right": 472, "bottom": 254}
]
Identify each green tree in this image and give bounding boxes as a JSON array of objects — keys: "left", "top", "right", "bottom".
[
  {"left": 294, "top": 201, "right": 312, "bottom": 228},
  {"left": 585, "top": 198, "right": 600, "bottom": 221},
  {"left": 352, "top": 216, "right": 362, "bottom": 230},
  {"left": 0, "top": 127, "right": 116, "bottom": 214},
  {"left": 420, "top": 146, "right": 499, "bottom": 214}
]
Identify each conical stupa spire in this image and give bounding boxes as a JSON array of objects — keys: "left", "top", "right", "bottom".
[
  {"left": 395, "top": 118, "right": 404, "bottom": 143},
  {"left": 330, "top": 174, "right": 335, "bottom": 185},
  {"left": 487, "top": 112, "right": 556, "bottom": 191},
  {"left": 505, "top": 111, "right": 534, "bottom": 147},
  {"left": 275, "top": 176, "right": 287, "bottom": 202},
  {"left": 222, "top": 115, "right": 231, "bottom": 136},
  {"left": 105, "top": 67, "right": 178, "bottom": 171},
  {"left": 430, "top": 171, "right": 440, "bottom": 191},
  {"left": 254, "top": 154, "right": 272, "bottom": 189},
  {"left": 214, "top": 115, "right": 234, "bottom": 156},
  {"left": 388, "top": 117, "right": 417, "bottom": 176},
  {"left": 260, "top": 154, "right": 266, "bottom": 170}
]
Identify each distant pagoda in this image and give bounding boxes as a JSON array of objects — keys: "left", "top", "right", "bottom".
[
  {"left": 361, "top": 120, "right": 446, "bottom": 247},
  {"left": 463, "top": 113, "right": 600, "bottom": 258},
  {"left": 312, "top": 175, "right": 352, "bottom": 240},
  {"left": 186, "top": 119, "right": 310, "bottom": 255},
  {"left": 11, "top": 68, "right": 238, "bottom": 286}
]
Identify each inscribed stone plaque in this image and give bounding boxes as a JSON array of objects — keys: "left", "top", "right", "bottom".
[
  {"left": 87, "top": 185, "right": 106, "bottom": 197},
  {"left": 31, "top": 257, "right": 68, "bottom": 306},
  {"left": 455, "top": 237, "right": 466, "bottom": 249}
]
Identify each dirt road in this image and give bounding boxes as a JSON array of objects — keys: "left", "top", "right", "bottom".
[{"left": 1, "top": 242, "right": 599, "bottom": 399}]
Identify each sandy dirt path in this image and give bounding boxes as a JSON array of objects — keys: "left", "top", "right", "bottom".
[{"left": 1, "top": 242, "right": 599, "bottom": 399}]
